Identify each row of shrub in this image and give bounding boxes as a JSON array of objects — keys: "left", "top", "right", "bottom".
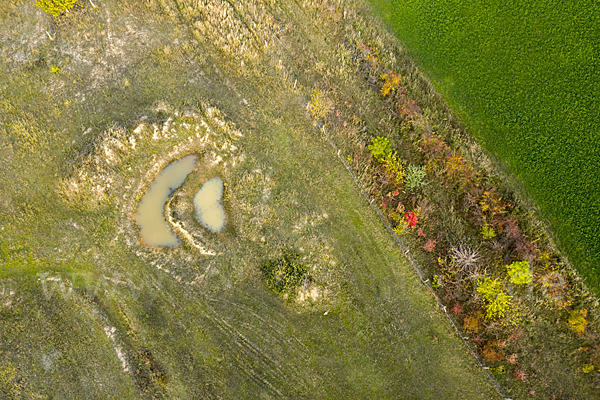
[{"left": 307, "top": 30, "right": 600, "bottom": 398}]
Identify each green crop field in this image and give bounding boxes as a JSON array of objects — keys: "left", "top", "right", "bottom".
[{"left": 368, "top": 0, "right": 600, "bottom": 291}]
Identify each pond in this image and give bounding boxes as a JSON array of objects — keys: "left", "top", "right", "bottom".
[
  {"left": 194, "top": 177, "right": 226, "bottom": 233},
  {"left": 136, "top": 154, "right": 198, "bottom": 247}
]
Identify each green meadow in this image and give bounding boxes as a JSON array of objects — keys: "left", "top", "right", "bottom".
[{"left": 369, "top": 0, "right": 600, "bottom": 290}]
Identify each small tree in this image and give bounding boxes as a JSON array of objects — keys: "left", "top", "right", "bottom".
[{"left": 36, "top": 0, "right": 78, "bottom": 17}]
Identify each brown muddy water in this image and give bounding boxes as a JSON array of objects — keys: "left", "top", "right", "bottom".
[
  {"left": 194, "top": 177, "right": 226, "bottom": 233},
  {"left": 136, "top": 154, "right": 198, "bottom": 247}
]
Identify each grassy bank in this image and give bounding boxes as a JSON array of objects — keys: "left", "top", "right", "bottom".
[{"left": 368, "top": 0, "right": 600, "bottom": 291}]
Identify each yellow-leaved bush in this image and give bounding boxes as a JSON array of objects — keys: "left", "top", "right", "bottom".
[
  {"left": 568, "top": 309, "right": 588, "bottom": 335},
  {"left": 368, "top": 136, "right": 405, "bottom": 186},
  {"left": 477, "top": 277, "right": 512, "bottom": 320},
  {"left": 36, "top": 0, "right": 77, "bottom": 17},
  {"left": 506, "top": 260, "right": 532, "bottom": 285}
]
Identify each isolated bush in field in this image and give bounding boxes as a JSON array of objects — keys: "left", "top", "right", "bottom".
[
  {"left": 261, "top": 252, "right": 308, "bottom": 298},
  {"left": 451, "top": 303, "right": 463, "bottom": 315},
  {"left": 477, "top": 277, "right": 511, "bottom": 320},
  {"left": 480, "top": 190, "right": 506, "bottom": 217},
  {"left": 397, "top": 94, "right": 422, "bottom": 118},
  {"left": 506, "top": 261, "right": 532, "bottom": 285},
  {"left": 568, "top": 309, "right": 588, "bottom": 335},
  {"left": 368, "top": 136, "right": 392, "bottom": 163},
  {"left": 419, "top": 133, "right": 451, "bottom": 159},
  {"left": 393, "top": 223, "right": 406, "bottom": 235},
  {"left": 405, "top": 164, "right": 427, "bottom": 190},
  {"left": 36, "top": 0, "right": 77, "bottom": 17},
  {"left": 356, "top": 39, "right": 382, "bottom": 71}
]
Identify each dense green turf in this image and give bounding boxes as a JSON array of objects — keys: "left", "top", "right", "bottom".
[{"left": 368, "top": 0, "right": 600, "bottom": 290}]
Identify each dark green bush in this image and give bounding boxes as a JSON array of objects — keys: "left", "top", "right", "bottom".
[{"left": 261, "top": 252, "right": 308, "bottom": 297}]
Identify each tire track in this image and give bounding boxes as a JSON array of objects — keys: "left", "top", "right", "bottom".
[{"left": 201, "top": 298, "right": 311, "bottom": 398}]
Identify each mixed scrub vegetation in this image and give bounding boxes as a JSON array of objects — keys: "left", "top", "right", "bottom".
[
  {"left": 369, "top": 0, "right": 600, "bottom": 292},
  {"left": 0, "top": 0, "right": 599, "bottom": 399},
  {"left": 305, "top": 10, "right": 600, "bottom": 399}
]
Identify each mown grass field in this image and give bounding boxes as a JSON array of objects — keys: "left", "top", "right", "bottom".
[
  {"left": 369, "top": 0, "right": 600, "bottom": 291},
  {"left": 0, "top": 1, "right": 502, "bottom": 398}
]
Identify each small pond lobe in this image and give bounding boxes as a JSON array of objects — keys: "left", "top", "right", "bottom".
[{"left": 136, "top": 154, "right": 198, "bottom": 247}]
